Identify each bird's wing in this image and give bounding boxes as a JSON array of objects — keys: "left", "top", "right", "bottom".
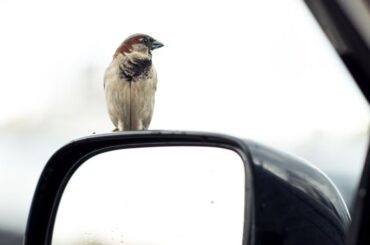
[{"left": 103, "top": 58, "right": 121, "bottom": 89}]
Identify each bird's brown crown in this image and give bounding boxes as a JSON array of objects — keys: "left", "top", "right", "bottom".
[{"left": 114, "top": 34, "right": 148, "bottom": 58}]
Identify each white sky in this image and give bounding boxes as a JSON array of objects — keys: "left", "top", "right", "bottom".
[{"left": 0, "top": 0, "right": 368, "bottom": 142}]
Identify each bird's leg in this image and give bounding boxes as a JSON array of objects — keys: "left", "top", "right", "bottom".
[
  {"left": 138, "top": 121, "right": 146, "bottom": 130},
  {"left": 129, "top": 120, "right": 144, "bottom": 131},
  {"left": 118, "top": 121, "right": 125, "bottom": 131},
  {"left": 112, "top": 128, "right": 119, "bottom": 132}
]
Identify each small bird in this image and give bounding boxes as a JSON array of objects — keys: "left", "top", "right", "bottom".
[{"left": 104, "top": 34, "right": 164, "bottom": 131}]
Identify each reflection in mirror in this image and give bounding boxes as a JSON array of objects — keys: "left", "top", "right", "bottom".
[{"left": 52, "top": 146, "right": 246, "bottom": 245}]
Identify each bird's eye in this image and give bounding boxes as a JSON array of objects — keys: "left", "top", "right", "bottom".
[{"left": 139, "top": 38, "right": 148, "bottom": 44}]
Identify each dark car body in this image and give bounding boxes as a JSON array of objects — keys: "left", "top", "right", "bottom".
[{"left": 248, "top": 140, "right": 350, "bottom": 244}]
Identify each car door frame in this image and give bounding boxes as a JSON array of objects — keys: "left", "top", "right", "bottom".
[{"left": 304, "top": 1, "right": 370, "bottom": 244}]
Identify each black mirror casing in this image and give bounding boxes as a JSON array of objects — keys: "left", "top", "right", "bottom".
[
  {"left": 247, "top": 140, "right": 350, "bottom": 245},
  {"left": 24, "top": 131, "right": 350, "bottom": 245}
]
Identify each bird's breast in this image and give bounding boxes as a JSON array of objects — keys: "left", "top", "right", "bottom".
[{"left": 104, "top": 60, "right": 157, "bottom": 110}]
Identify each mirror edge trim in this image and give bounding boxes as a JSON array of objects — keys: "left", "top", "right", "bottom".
[{"left": 24, "top": 130, "right": 256, "bottom": 245}]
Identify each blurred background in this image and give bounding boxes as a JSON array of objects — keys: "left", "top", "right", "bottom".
[{"left": 0, "top": 0, "right": 369, "bottom": 244}]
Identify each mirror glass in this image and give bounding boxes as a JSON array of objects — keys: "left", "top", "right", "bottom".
[{"left": 52, "top": 146, "right": 246, "bottom": 245}]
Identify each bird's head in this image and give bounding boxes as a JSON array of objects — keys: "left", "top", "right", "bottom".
[{"left": 114, "top": 34, "right": 164, "bottom": 58}]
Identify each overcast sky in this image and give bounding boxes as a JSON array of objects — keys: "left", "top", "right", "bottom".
[{"left": 0, "top": 0, "right": 368, "bottom": 141}]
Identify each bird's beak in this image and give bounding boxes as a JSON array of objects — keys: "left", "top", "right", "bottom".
[{"left": 151, "top": 39, "right": 164, "bottom": 50}]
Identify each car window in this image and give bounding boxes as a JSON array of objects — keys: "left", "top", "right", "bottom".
[{"left": 0, "top": 0, "right": 369, "bottom": 239}]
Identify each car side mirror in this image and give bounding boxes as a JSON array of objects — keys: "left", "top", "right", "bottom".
[{"left": 24, "top": 131, "right": 350, "bottom": 245}]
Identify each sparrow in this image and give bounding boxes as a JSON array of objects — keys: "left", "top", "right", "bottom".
[{"left": 104, "top": 34, "right": 164, "bottom": 131}]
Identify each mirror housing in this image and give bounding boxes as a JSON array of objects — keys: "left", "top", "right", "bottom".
[{"left": 24, "top": 131, "right": 350, "bottom": 245}]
